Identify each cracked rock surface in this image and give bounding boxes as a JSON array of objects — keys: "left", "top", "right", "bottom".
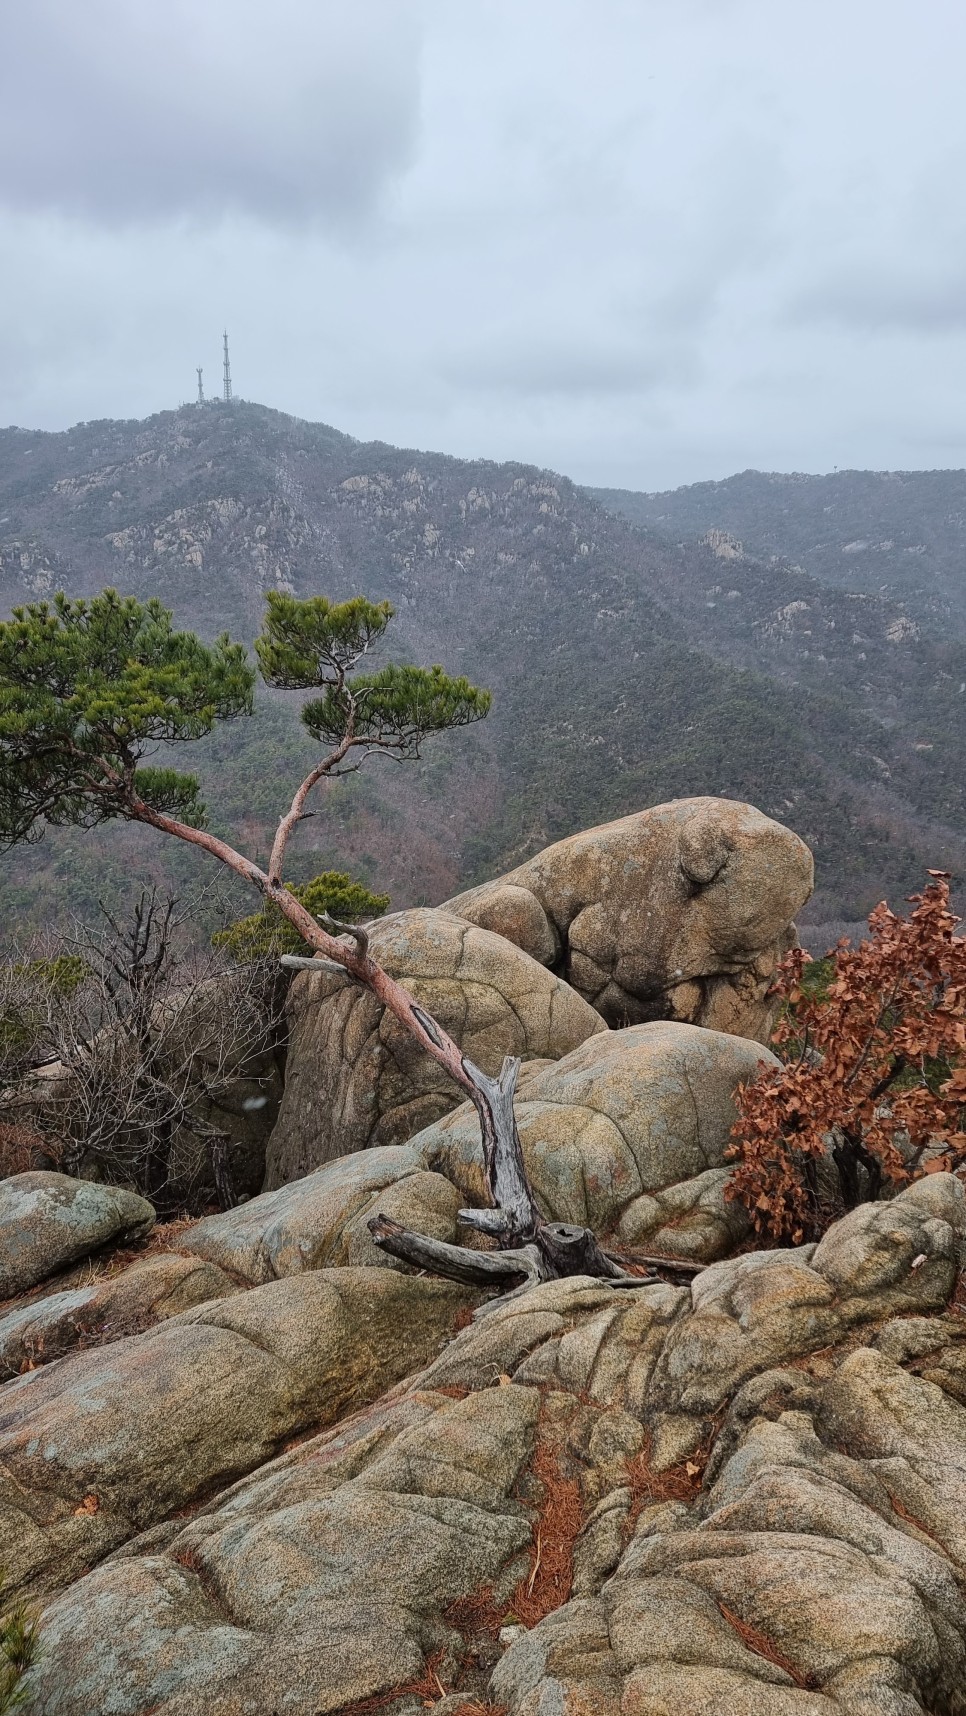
[
  {"left": 3, "top": 1163, "right": 966, "bottom": 1715},
  {"left": 0, "top": 1266, "right": 474, "bottom": 1601}
]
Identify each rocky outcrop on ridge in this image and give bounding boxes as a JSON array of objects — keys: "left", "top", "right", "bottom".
[
  {"left": 4, "top": 1171, "right": 966, "bottom": 1716},
  {"left": 189, "top": 1023, "right": 774, "bottom": 1278},
  {"left": 403, "top": 1020, "right": 773, "bottom": 1264},
  {"left": 5, "top": 803, "right": 966, "bottom": 1715},
  {"left": 264, "top": 798, "right": 810, "bottom": 1189},
  {"left": 264, "top": 906, "right": 605, "bottom": 1188},
  {"left": 447, "top": 796, "right": 814, "bottom": 1038}
]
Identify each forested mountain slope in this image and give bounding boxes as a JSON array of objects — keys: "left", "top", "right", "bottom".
[
  {"left": 593, "top": 468, "right": 966, "bottom": 637},
  {"left": 2, "top": 403, "right": 964, "bottom": 935}
]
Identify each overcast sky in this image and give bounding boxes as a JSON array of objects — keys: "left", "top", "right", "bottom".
[{"left": 2, "top": 0, "right": 965, "bottom": 489}]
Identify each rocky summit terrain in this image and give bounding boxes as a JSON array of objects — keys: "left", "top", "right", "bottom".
[
  {"left": 4, "top": 797, "right": 966, "bottom": 1715},
  {"left": 3, "top": 403, "right": 966, "bottom": 933}
]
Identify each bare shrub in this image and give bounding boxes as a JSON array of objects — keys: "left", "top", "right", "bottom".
[{"left": 0, "top": 890, "right": 282, "bottom": 1213}]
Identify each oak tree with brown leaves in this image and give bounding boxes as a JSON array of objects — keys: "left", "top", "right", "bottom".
[{"left": 726, "top": 873, "right": 966, "bottom": 1243}]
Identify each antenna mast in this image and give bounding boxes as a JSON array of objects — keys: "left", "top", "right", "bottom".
[
  {"left": 196, "top": 367, "right": 205, "bottom": 405},
  {"left": 222, "top": 331, "right": 233, "bottom": 403}
]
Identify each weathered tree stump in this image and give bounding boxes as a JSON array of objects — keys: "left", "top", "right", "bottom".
[
  {"left": 282, "top": 944, "right": 681, "bottom": 1294},
  {"left": 284, "top": 934, "right": 701, "bottom": 1297}
]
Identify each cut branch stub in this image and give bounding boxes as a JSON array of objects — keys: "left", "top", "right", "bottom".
[
  {"left": 537, "top": 1222, "right": 628, "bottom": 1280},
  {"left": 457, "top": 1207, "right": 515, "bottom": 1240},
  {"left": 317, "top": 910, "right": 370, "bottom": 961}
]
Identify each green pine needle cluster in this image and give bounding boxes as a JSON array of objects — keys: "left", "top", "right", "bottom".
[
  {"left": 212, "top": 872, "right": 390, "bottom": 960},
  {"left": 0, "top": 954, "right": 88, "bottom": 1078},
  {"left": 255, "top": 592, "right": 393, "bottom": 687},
  {"left": 254, "top": 591, "right": 490, "bottom": 757},
  {"left": 0, "top": 586, "right": 490, "bottom": 922},
  {"left": 302, "top": 662, "right": 492, "bottom": 756},
  {"left": 0, "top": 590, "right": 254, "bottom": 845},
  {"left": 0, "top": 1572, "right": 39, "bottom": 1713}
]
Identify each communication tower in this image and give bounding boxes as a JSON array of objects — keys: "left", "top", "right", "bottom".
[
  {"left": 222, "top": 332, "right": 233, "bottom": 403},
  {"left": 196, "top": 367, "right": 205, "bottom": 405}
]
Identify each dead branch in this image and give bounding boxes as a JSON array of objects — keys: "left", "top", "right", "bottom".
[
  {"left": 280, "top": 917, "right": 669, "bottom": 1295},
  {"left": 367, "top": 1216, "right": 546, "bottom": 1289}
]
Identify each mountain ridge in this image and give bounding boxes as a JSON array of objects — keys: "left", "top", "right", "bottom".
[
  {"left": 592, "top": 466, "right": 966, "bottom": 638},
  {"left": 2, "top": 401, "right": 965, "bottom": 937}
]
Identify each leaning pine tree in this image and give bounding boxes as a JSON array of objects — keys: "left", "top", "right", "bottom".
[{"left": 0, "top": 588, "right": 638, "bottom": 1292}]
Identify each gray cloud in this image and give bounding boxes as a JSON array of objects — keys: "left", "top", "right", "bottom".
[
  {"left": 440, "top": 340, "right": 671, "bottom": 398},
  {"left": 787, "top": 186, "right": 966, "bottom": 336},
  {"left": 2, "top": 0, "right": 966, "bottom": 490},
  {"left": 792, "top": 272, "right": 966, "bottom": 335},
  {"left": 0, "top": 0, "right": 422, "bottom": 226}
]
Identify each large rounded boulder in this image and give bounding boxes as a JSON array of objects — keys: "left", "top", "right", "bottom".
[
  {"left": 263, "top": 908, "right": 605, "bottom": 1188},
  {"left": 211, "top": 1022, "right": 776, "bottom": 1272},
  {"left": 414, "top": 1020, "right": 778, "bottom": 1262},
  {"left": 446, "top": 796, "right": 813, "bottom": 1040},
  {"left": 0, "top": 1173, "right": 156, "bottom": 1300}
]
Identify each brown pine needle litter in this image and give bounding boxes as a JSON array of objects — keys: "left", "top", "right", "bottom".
[
  {"left": 511, "top": 1433, "right": 584, "bottom": 1627},
  {"left": 718, "top": 1603, "right": 815, "bottom": 1689}
]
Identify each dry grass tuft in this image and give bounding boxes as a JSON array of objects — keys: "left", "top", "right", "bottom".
[{"left": 97, "top": 1215, "right": 203, "bottom": 1282}]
